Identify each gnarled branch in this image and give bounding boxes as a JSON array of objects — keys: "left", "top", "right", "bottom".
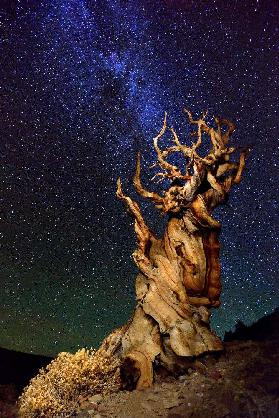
[{"left": 133, "top": 153, "right": 164, "bottom": 208}]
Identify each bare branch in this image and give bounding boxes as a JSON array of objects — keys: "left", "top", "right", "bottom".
[
  {"left": 153, "top": 112, "right": 186, "bottom": 180},
  {"left": 216, "top": 162, "right": 238, "bottom": 177},
  {"left": 183, "top": 108, "right": 212, "bottom": 157},
  {"left": 220, "top": 149, "right": 249, "bottom": 194},
  {"left": 133, "top": 153, "right": 164, "bottom": 208},
  {"left": 207, "top": 171, "right": 225, "bottom": 195},
  {"left": 116, "top": 178, "right": 152, "bottom": 254},
  {"left": 170, "top": 126, "right": 193, "bottom": 158},
  {"left": 217, "top": 118, "right": 236, "bottom": 146},
  {"left": 180, "top": 162, "right": 204, "bottom": 203},
  {"left": 232, "top": 149, "right": 247, "bottom": 184}
]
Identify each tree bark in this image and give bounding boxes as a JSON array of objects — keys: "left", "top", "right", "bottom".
[
  {"left": 97, "top": 111, "right": 249, "bottom": 390},
  {"left": 117, "top": 196, "right": 224, "bottom": 389}
]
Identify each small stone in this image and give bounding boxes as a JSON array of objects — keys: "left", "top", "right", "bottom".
[
  {"left": 178, "top": 375, "right": 187, "bottom": 381},
  {"left": 88, "top": 394, "right": 103, "bottom": 404},
  {"left": 194, "top": 360, "right": 207, "bottom": 374},
  {"left": 141, "top": 401, "right": 153, "bottom": 411},
  {"left": 163, "top": 399, "right": 181, "bottom": 409},
  {"left": 79, "top": 401, "right": 90, "bottom": 409},
  {"left": 96, "top": 405, "right": 106, "bottom": 413},
  {"left": 88, "top": 402, "right": 98, "bottom": 410},
  {"left": 78, "top": 394, "right": 87, "bottom": 403},
  {"left": 146, "top": 393, "right": 158, "bottom": 401},
  {"left": 87, "top": 412, "right": 102, "bottom": 418},
  {"left": 207, "top": 369, "right": 222, "bottom": 380}
]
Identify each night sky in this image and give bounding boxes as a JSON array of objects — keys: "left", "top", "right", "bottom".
[{"left": 1, "top": 0, "right": 278, "bottom": 357}]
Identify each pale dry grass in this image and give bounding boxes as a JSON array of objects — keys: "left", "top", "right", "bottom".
[{"left": 18, "top": 348, "right": 121, "bottom": 417}]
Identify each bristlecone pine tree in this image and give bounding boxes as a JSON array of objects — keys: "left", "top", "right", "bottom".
[{"left": 98, "top": 109, "right": 249, "bottom": 390}]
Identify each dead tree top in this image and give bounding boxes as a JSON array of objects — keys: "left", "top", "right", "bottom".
[{"left": 117, "top": 109, "right": 249, "bottom": 217}]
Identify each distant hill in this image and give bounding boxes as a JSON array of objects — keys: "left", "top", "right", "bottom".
[
  {"left": 224, "top": 308, "right": 279, "bottom": 342},
  {"left": 0, "top": 348, "right": 52, "bottom": 417},
  {"left": 0, "top": 346, "right": 52, "bottom": 390}
]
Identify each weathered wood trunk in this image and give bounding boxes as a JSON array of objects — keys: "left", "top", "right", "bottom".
[
  {"left": 97, "top": 110, "right": 249, "bottom": 390},
  {"left": 117, "top": 199, "right": 224, "bottom": 389}
]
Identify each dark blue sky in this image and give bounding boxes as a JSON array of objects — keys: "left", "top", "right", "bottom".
[{"left": 1, "top": 0, "right": 278, "bottom": 356}]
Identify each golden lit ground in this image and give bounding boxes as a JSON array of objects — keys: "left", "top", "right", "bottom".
[
  {"left": 75, "top": 338, "right": 279, "bottom": 418},
  {"left": 2, "top": 331, "right": 278, "bottom": 417}
]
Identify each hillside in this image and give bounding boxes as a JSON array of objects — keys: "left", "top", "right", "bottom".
[
  {"left": 75, "top": 311, "right": 279, "bottom": 418},
  {"left": 0, "top": 348, "right": 52, "bottom": 418},
  {"left": 1, "top": 309, "right": 279, "bottom": 418}
]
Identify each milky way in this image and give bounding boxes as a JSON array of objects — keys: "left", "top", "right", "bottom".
[{"left": 1, "top": 0, "right": 278, "bottom": 356}]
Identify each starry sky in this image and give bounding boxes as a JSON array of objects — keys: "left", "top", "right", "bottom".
[{"left": 1, "top": 0, "right": 278, "bottom": 357}]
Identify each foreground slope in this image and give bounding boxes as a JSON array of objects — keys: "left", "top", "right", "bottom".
[
  {"left": 1, "top": 309, "right": 279, "bottom": 417},
  {"left": 76, "top": 310, "right": 279, "bottom": 418}
]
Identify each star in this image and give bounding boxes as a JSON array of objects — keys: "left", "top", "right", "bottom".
[{"left": 1, "top": 0, "right": 278, "bottom": 356}]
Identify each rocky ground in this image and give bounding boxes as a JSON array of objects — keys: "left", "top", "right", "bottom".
[
  {"left": 75, "top": 337, "right": 279, "bottom": 418},
  {"left": 0, "top": 384, "right": 19, "bottom": 418},
  {"left": 1, "top": 310, "right": 279, "bottom": 418}
]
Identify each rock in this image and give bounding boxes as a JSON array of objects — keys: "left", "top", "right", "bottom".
[
  {"left": 96, "top": 405, "right": 106, "bottom": 413},
  {"left": 87, "top": 401, "right": 98, "bottom": 410},
  {"left": 168, "top": 415, "right": 185, "bottom": 418},
  {"left": 145, "top": 393, "right": 158, "bottom": 401},
  {"left": 88, "top": 394, "right": 103, "bottom": 404},
  {"left": 141, "top": 401, "right": 153, "bottom": 411},
  {"left": 194, "top": 360, "right": 207, "bottom": 374},
  {"left": 79, "top": 401, "right": 90, "bottom": 409},
  {"left": 88, "top": 411, "right": 102, "bottom": 418},
  {"left": 207, "top": 368, "right": 222, "bottom": 380},
  {"left": 78, "top": 394, "right": 88, "bottom": 403},
  {"left": 163, "top": 398, "right": 182, "bottom": 409}
]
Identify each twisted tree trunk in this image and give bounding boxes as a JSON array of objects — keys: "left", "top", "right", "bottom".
[
  {"left": 116, "top": 195, "right": 224, "bottom": 389},
  {"left": 97, "top": 110, "right": 249, "bottom": 390}
]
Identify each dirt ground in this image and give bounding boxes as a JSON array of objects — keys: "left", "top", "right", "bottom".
[
  {"left": 75, "top": 337, "right": 279, "bottom": 418},
  {"left": 1, "top": 316, "right": 279, "bottom": 418}
]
